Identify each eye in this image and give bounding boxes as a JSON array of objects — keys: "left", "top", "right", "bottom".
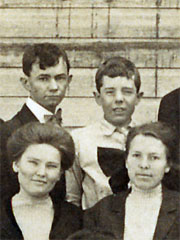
[
  {"left": 123, "top": 89, "right": 134, "bottom": 95},
  {"left": 105, "top": 90, "right": 114, "bottom": 95},
  {"left": 132, "top": 153, "right": 141, "bottom": 158},
  {"left": 55, "top": 74, "right": 67, "bottom": 81},
  {"left": 47, "top": 164, "right": 58, "bottom": 169},
  {"left": 28, "top": 160, "right": 38, "bottom": 165},
  {"left": 38, "top": 76, "right": 50, "bottom": 81},
  {"left": 151, "top": 156, "right": 160, "bottom": 161}
]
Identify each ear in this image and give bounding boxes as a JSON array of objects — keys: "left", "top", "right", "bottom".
[
  {"left": 12, "top": 161, "right": 19, "bottom": 173},
  {"left": 68, "top": 74, "right": 73, "bottom": 84},
  {"left": 93, "top": 91, "right": 102, "bottom": 106},
  {"left": 135, "top": 91, "right": 143, "bottom": 105},
  {"left": 165, "top": 162, "right": 171, "bottom": 173},
  {"left": 20, "top": 77, "right": 31, "bottom": 91}
]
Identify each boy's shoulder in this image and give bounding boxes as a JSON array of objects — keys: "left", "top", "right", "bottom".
[{"left": 71, "top": 121, "right": 102, "bottom": 138}]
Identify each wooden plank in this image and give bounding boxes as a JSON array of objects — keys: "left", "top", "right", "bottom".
[
  {"left": 159, "top": 9, "right": 180, "bottom": 38},
  {"left": 109, "top": 9, "right": 156, "bottom": 38},
  {"left": 2, "top": 0, "right": 157, "bottom": 8},
  {"left": 0, "top": 68, "right": 156, "bottom": 97},
  {"left": 157, "top": 0, "right": 180, "bottom": 8},
  {"left": 133, "top": 98, "right": 160, "bottom": 124},
  {"left": 0, "top": 9, "right": 57, "bottom": 37},
  {"left": 93, "top": 8, "right": 109, "bottom": 38},
  {"left": 57, "top": 8, "right": 70, "bottom": 38},
  {"left": 157, "top": 42, "right": 180, "bottom": 68},
  {"left": 157, "top": 69, "right": 180, "bottom": 97},
  {"left": 109, "top": 0, "right": 156, "bottom": 8},
  {"left": 68, "top": 8, "right": 92, "bottom": 38},
  {"left": 2, "top": 0, "right": 58, "bottom": 7},
  {"left": 0, "top": 41, "right": 159, "bottom": 68},
  {"left": 0, "top": 97, "right": 159, "bottom": 126}
]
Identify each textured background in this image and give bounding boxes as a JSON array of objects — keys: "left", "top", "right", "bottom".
[{"left": 0, "top": 0, "right": 179, "bottom": 129}]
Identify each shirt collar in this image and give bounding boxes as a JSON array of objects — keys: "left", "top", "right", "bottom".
[
  {"left": 26, "top": 98, "right": 53, "bottom": 123},
  {"left": 100, "top": 118, "right": 136, "bottom": 136}
]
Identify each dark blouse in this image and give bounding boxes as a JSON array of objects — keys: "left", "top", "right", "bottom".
[{"left": 0, "top": 197, "right": 83, "bottom": 240}]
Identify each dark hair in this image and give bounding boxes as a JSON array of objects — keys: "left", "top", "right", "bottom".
[
  {"left": 126, "top": 121, "right": 178, "bottom": 165},
  {"left": 22, "top": 43, "right": 70, "bottom": 76},
  {"left": 95, "top": 56, "right": 141, "bottom": 93},
  {"left": 7, "top": 122, "right": 75, "bottom": 171}
]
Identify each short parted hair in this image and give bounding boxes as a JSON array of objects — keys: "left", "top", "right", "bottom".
[
  {"left": 7, "top": 122, "right": 75, "bottom": 171},
  {"left": 95, "top": 56, "right": 141, "bottom": 93},
  {"left": 22, "top": 43, "right": 70, "bottom": 76},
  {"left": 126, "top": 121, "right": 178, "bottom": 165}
]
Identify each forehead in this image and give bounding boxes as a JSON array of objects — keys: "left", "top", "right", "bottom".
[
  {"left": 130, "top": 134, "right": 166, "bottom": 154},
  {"left": 21, "top": 143, "right": 61, "bottom": 163},
  {"left": 101, "top": 76, "right": 136, "bottom": 89},
  {"left": 30, "top": 57, "right": 68, "bottom": 76}
]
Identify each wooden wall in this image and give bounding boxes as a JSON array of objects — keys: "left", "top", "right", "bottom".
[{"left": 0, "top": 0, "right": 180, "bottom": 128}]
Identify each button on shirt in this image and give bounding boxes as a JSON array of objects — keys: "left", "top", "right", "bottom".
[{"left": 66, "top": 119, "right": 135, "bottom": 210}]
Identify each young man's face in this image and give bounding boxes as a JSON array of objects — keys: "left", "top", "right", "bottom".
[
  {"left": 22, "top": 57, "right": 71, "bottom": 113},
  {"left": 126, "top": 134, "right": 170, "bottom": 191},
  {"left": 95, "top": 76, "right": 140, "bottom": 127}
]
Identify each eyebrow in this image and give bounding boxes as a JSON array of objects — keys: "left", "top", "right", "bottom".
[
  {"left": 122, "top": 87, "right": 135, "bottom": 91},
  {"left": 38, "top": 74, "right": 50, "bottom": 78}
]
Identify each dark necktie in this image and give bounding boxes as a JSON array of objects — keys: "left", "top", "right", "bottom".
[{"left": 44, "top": 108, "right": 62, "bottom": 126}]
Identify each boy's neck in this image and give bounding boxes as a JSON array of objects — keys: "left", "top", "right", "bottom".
[{"left": 105, "top": 118, "right": 131, "bottom": 131}]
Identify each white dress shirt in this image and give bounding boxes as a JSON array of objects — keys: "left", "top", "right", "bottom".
[
  {"left": 66, "top": 119, "right": 135, "bottom": 210},
  {"left": 26, "top": 98, "right": 53, "bottom": 123}
]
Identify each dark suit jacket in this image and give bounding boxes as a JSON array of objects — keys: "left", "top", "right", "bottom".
[
  {"left": 0, "top": 104, "right": 38, "bottom": 198},
  {"left": 0, "top": 196, "right": 82, "bottom": 240},
  {"left": 84, "top": 188, "right": 180, "bottom": 240},
  {"left": 0, "top": 104, "right": 65, "bottom": 201},
  {"left": 158, "top": 88, "right": 180, "bottom": 137}
]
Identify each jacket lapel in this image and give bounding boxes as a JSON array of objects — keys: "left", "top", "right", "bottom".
[
  {"left": 111, "top": 191, "right": 130, "bottom": 239},
  {"left": 154, "top": 188, "right": 179, "bottom": 240},
  {"left": 17, "top": 104, "right": 38, "bottom": 125}
]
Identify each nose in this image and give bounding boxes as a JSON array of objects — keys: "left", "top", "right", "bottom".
[
  {"left": 36, "top": 164, "right": 46, "bottom": 177},
  {"left": 138, "top": 157, "right": 150, "bottom": 169},
  {"left": 115, "top": 91, "right": 123, "bottom": 103},
  {"left": 49, "top": 78, "right": 58, "bottom": 91}
]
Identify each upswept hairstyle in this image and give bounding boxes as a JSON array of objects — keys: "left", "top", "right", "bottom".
[
  {"left": 126, "top": 121, "right": 178, "bottom": 165},
  {"left": 95, "top": 56, "right": 141, "bottom": 93},
  {"left": 22, "top": 43, "right": 70, "bottom": 76},
  {"left": 7, "top": 122, "right": 75, "bottom": 171}
]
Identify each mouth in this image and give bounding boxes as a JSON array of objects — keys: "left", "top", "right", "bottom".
[
  {"left": 113, "top": 108, "right": 126, "bottom": 114},
  {"left": 136, "top": 173, "right": 152, "bottom": 178},
  {"left": 46, "top": 96, "right": 60, "bottom": 99},
  {"left": 32, "top": 179, "right": 47, "bottom": 184}
]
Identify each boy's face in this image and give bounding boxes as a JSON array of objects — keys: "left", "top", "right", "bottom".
[
  {"left": 95, "top": 76, "right": 140, "bottom": 127},
  {"left": 126, "top": 134, "right": 170, "bottom": 191},
  {"left": 22, "top": 57, "right": 71, "bottom": 113}
]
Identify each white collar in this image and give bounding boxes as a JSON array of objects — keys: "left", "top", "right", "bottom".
[
  {"left": 100, "top": 118, "right": 136, "bottom": 136},
  {"left": 26, "top": 98, "right": 53, "bottom": 123}
]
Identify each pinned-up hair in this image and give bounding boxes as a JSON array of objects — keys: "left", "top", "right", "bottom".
[
  {"left": 7, "top": 122, "right": 75, "bottom": 171},
  {"left": 126, "top": 121, "right": 178, "bottom": 165}
]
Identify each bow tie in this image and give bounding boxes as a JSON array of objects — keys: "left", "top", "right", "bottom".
[{"left": 44, "top": 108, "right": 62, "bottom": 125}]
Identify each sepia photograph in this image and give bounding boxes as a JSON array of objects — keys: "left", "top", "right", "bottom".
[{"left": 0, "top": 0, "right": 179, "bottom": 239}]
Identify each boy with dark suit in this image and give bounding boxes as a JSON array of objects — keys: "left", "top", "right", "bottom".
[{"left": 1, "top": 43, "right": 72, "bottom": 199}]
